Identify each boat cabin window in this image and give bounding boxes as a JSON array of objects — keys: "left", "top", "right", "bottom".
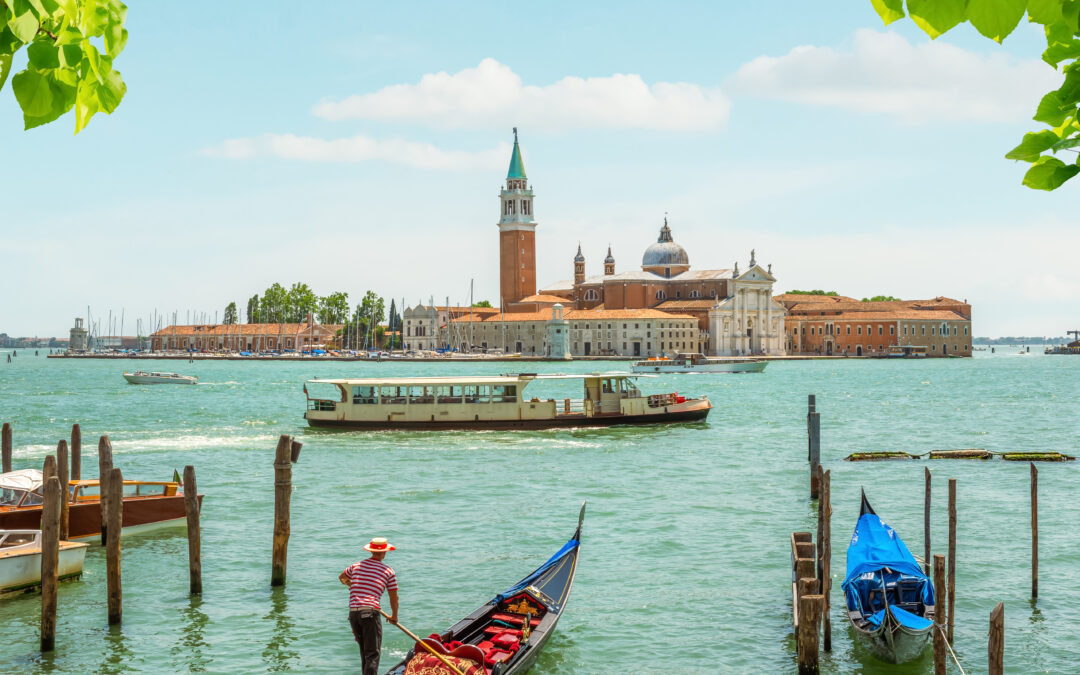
[
  {"left": 0, "top": 488, "right": 28, "bottom": 507},
  {"left": 20, "top": 488, "right": 43, "bottom": 506},
  {"left": 407, "top": 386, "right": 436, "bottom": 404},
  {"left": 601, "top": 379, "right": 616, "bottom": 394},
  {"left": 620, "top": 379, "right": 641, "bottom": 398},
  {"left": 353, "top": 386, "right": 378, "bottom": 404},
  {"left": 0, "top": 532, "right": 36, "bottom": 547},
  {"left": 436, "top": 386, "right": 463, "bottom": 403},
  {"left": 464, "top": 385, "right": 489, "bottom": 403},
  {"left": 380, "top": 386, "right": 407, "bottom": 404},
  {"left": 492, "top": 385, "right": 517, "bottom": 403}
]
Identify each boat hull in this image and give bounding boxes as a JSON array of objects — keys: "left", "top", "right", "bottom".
[
  {"left": 0, "top": 495, "right": 199, "bottom": 540},
  {"left": 849, "top": 619, "right": 933, "bottom": 664},
  {"left": 0, "top": 542, "right": 88, "bottom": 595},
  {"left": 123, "top": 374, "right": 197, "bottom": 384},
  {"left": 308, "top": 404, "right": 710, "bottom": 431},
  {"left": 631, "top": 360, "right": 767, "bottom": 373}
]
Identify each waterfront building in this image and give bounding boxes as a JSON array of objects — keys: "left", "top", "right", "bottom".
[
  {"left": 150, "top": 318, "right": 341, "bottom": 352},
  {"left": 779, "top": 295, "right": 972, "bottom": 357},
  {"left": 402, "top": 304, "right": 502, "bottom": 352},
  {"left": 69, "top": 318, "right": 89, "bottom": 352}
]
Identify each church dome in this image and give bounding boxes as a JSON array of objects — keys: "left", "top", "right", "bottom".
[{"left": 642, "top": 219, "right": 689, "bottom": 268}]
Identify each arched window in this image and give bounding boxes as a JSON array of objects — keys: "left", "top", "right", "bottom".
[
  {"left": 689, "top": 290, "right": 701, "bottom": 299},
  {"left": 584, "top": 289, "right": 599, "bottom": 301},
  {"left": 655, "top": 290, "right": 667, "bottom": 300}
]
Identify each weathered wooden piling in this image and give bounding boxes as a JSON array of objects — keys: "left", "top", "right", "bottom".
[
  {"left": 184, "top": 465, "right": 202, "bottom": 595},
  {"left": 988, "top": 601, "right": 1004, "bottom": 675},
  {"left": 808, "top": 399, "right": 820, "bottom": 499},
  {"left": 923, "top": 467, "right": 931, "bottom": 574},
  {"left": 2, "top": 422, "right": 12, "bottom": 473},
  {"left": 790, "top": 531, "right": 813, "bottom": 628},
  {"left": 57, "top": 440, "right": 70, "bottom": 541},
  {"left": 819, "top": 468, "right": 831, "bottom": 652},
  {"left": 1031, "top": 463, "right": 1038, "bottom": 599},
  {"left": 43, "top": 453, "right": 57, "bottom": 481},
  {"left": 70, "top": 423, "right": 81, "bottom": 480},
  {"left": 807, "top": 394, "right": 816, "bottom": 461},
  {"left": 98, "top": 436, "right": 113, "bottom": 546},
  {"left": 271, "top": 435, "right": 295, "bottom": 586},
  {"left": 933, "top": 554, "right": 946, "bottom": 674},
  {"left": 106, "top": 467, "right": 123, "bottom": 625},
  {"left": 797, "top": 593, "right": 823, "bottom": 674},
  {"left": 39, "top": 476, "right": 61, "bottom": 652},
  {"left": 947, "top": 478, "right": 956, "bottom": 644}
]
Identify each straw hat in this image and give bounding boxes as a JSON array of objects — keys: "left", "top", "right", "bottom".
[{"left": 364, "top": 537, "right": 396, "bottom": 553}]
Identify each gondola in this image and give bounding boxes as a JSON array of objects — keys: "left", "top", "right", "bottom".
[
  {"left": 841, "top": 491, "right": 936, "bottom": 664},
  {"left": 385, "top": 503, "right": 584, "bottom": 675}
]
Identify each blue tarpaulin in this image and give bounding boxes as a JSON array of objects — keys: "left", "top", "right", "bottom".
[
  {"left": 844, "top": 513, "right": 924, "bottom": 583},
  {"left": 866, "top": 605, "right": 933, "bottom": 631},
  {"left": 491, "top": 539, "right": 578, "bottom": 605}
]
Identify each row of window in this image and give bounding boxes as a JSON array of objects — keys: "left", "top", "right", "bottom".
[
  {"left": 502, "top": 199, "right": 532, "bottom": 216},
  {"left": 795, "top": 322, "right": 970, "bottom": 338},
  {"left": 352, "top": 385, "right": 517, "bottom": 405}
]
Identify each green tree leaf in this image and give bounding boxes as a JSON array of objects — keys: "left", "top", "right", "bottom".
[
  {"left": 966, "top": 0, "right": 1027, "bottom": 43},
  {"left": 1028, "top": 0, "right": 1064, "bottom": 25},
  {"left": 104, "top": 24, "right": 126, "bottom": 57},
  {"left": 1051, "top": 136, "right": 1080, "bottom": 150},
  {"left": 0, "top": 53, "right": 11, "bottom": 92},
  {"left": 74, "top": 76, "right": 100, "bottom": 132},
  {"left": 870, "top": 0, "right": 905, "bottom": 25},
  {"left": 907, "top": 0, "right": 967, "bottom": 38},
  {"left": 59, "top": 43, "right": 82, "bottom": 67},
  {"left": 1006, "top": 129, "right": 1060, "bottom": 160},
  {"left": 27, "top": 40, "right": 60, "bottom": 68},
  {"left": 12, "top": 68, "right": 53, "bottom": 117},
  {"left": 1034, "top": 89, "right": 1072, "bottom": 125},
  {"left": 1022, "top": 155, "right": 1080, "bottom": 189},
  {"left": 7, "top": 6, "right": 40, "bottom": 43},
  {"left": 21, "top": 68, "right": 76, "bottom": 128}
]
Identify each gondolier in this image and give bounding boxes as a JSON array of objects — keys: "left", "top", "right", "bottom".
[{"left": 340, "top": 537, "right": 399, "bottom": 675}]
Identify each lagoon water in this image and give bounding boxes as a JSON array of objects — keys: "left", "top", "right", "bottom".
[{"left": 0, "top": 350, "right": 1078, "bottom": 674}]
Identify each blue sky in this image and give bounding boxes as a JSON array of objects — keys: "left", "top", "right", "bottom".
[{"left": 1, "top": 2, "right": 1076, "bottom": 337}]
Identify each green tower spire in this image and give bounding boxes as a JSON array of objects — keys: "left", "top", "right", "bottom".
[{"left": 507, "top": 127, "right": 526, "bottom": 180}]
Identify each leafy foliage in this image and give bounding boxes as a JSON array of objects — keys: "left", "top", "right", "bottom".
[
  {"left": 1, "top": 0, "right": 128, "bottom": 132},
  {"left": 317, "top": 291, "right": 350, "bottom": 324},
  {"left": 246, "top": 294, "right": 260, "bottom": 323},
  {"left": 862, "top": 295, "right": 902, "bottom": 302},
  {"left": 223, "top": 302, "right": 238, "bottom": 325},
  {"left": 869, "top": 0, "right": 1080, "bottom": 190},
  {"left": 786, "top": 289, "right": 839, "bottom": 296},
  {"left": 472, "top": 300, "right": 493, "bottom": 308}
]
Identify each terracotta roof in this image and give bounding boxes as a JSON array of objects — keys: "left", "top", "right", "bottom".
[
  {"left": 450, "top": 308, "right": 696, "bottom": 323},
  {"left": 152, "top": 323, "right": 342, "bottom": 337},
  {"left": 518, "top": 294, "right": 572, "bottom": 303},
  {"left": 773, "top": 294, "right": 857, "bottom": 304},
  {"left": 789, "top": 310, "right": 967, "bottom": 322},
  {"left": 655, "top": 299, "right": 717, "bottom": 309}
]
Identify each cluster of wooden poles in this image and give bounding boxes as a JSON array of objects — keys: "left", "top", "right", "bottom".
[{"left": 796, "top": 395, "right": 1031, "bottom": 674}]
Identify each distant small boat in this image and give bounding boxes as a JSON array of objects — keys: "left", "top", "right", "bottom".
[
  {"left": 842, "top": 492, "right": 936, "bottom": 663},
  {"left": 123, "top": 371, "right": 198, "bottom": 385},
  {"left": 631, "top": 353, "right": 767, "bottom": 374},
  {"left": 0, "top": 529, "right": 88, "bottom": 596}
]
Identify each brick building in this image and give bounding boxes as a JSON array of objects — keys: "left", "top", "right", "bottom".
[{"left": 150, "top": 319, "right": 341, "bottom": 352}]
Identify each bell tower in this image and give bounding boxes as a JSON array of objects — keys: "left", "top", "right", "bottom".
[
  {"left": 573, "top": 244, "right": 585, "bottom": 284},
  {"left": 498, "top": 128, "right": 536, "bottom": 306}
]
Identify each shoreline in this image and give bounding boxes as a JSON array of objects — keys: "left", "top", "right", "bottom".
[{"left": 46, "top": 353, "right": 869, "bottom": 362}]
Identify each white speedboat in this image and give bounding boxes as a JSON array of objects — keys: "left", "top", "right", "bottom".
[
  {"left": 0, "top": 530, "right": 88, "bottom": 596},
  {"left": 123, "top": 370, "right": 198, "bottom": 385},
  {"left": 631, "top": 353, "right": 767, "bottom": 374}
]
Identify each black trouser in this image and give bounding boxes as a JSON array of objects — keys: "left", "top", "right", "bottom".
[{"left": 349, "top": 609, "right": 382, "bottom": 675}]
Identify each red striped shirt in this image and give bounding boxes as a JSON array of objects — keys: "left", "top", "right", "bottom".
[{"left": 344, "top": 558, "right": 398, "bottom": 610}]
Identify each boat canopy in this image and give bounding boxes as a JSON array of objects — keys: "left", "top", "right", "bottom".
[
  {"left": 307, "top": 372, "right": 652, "bottom": 387},
  {"left": 843, "top": 511, "right": 925, "bottom": 583},
  {"left": 866, "top": 605, "right": 933, "bottom": 631},
  {"left": 491, "top": 537, "right": 579, "bottom": 613},
  {"left": 0, "top": 469, "right": 43, "bottom": 492}
]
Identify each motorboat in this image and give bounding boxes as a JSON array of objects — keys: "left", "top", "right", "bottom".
[
  {"left": 630, "top": 353, "right": 767, "bottom": 374},
  {"left": 123, "top": 371, "right": 198, "bottom": 385},
  {"left": 0, "top": 469, "right": 201, "bottom": 540},
  {"left": 304, "top": 373, "right": 711, "bottom": 430},
  {"left": 0, "top": 529, "right": 88, "bottom": 596}
]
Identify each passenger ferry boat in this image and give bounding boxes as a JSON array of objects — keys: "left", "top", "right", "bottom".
[
  {"left": 631, "top": 353, "right": 767, "bottom": 374},
  {"left": 303, "top": 373, "right": 711, "bottom": 430},
  {"left": 123, "top": 371, "right": 198, "bottom": 385}
]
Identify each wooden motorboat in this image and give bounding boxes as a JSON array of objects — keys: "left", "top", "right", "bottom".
[
  {"left": 0, "top": 529, "right": 88, "bottom": 596},
  {"left": 304, "top": 373, "right": 711, "bottom": 430},
  {"left": 123, "top": 370, "right": 198, "bottom": 384},
  {"left": 0, "top": 469, "right": 201, "bottom": 540},
  {"left": 385, "top": 503, "right": 584, "bottom": 675},
  {"left": 631, "top": 352, "right": 767, "bottom": 373},
  {"left": 841, "top": 492, "right": 936, "bottom": 663}
]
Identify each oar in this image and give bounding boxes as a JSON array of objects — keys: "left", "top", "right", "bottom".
[{"left": 378, "top": 609, "right": 467, "bottom": 675}]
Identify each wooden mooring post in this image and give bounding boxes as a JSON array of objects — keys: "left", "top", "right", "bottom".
[
  {"left": 817, "top": 467, "right": 831, "bottom": 652},
  {"left": 933, "top": 554, "right": 946, "bottom": 675},
  {"left": 988, "top": 601, "right": 1004, "bottom": 675},
  {"left": 271, "top": 435, "right": 301, "bottom": 586},
  {"left": 98, "top": 436, "right": 113, "bottom": 546},
  {"left": 797, "top": 593, "right": 823, "bottom": 674},
  {"left": 808, "top": 396, "right": 820, "bottom": 499},
  {"left": 923, "top": 467, "right": 931, "bottom": 574},
  {"left": 184, "top": 465, "right": 202, "bottom": 595},
  {"left": 57, "top": 440, "right": 70, "bottom": 541},
  {"left": 106, "top": 467, "right": 123, "bottom": 625},
  {"left": 39, "top": 475, "right": 61, "bottom": 652},
  {"left": 71, "top": 423, "right": 82, "bottom": 480},
  {"left": 1031, "top": 463, "right": 1038, "bottom": 599},
  {"left": 947, "top": 478, "right": 956, "bottom": 644},
  {"left": 790, "top": 531, "right": 813, "bottom": 629},
  {"left": 2, "top": 422, "right": 11, "bottom": 473}
]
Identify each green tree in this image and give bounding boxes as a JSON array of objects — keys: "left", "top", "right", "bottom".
[
  {"left": 223, "top": 301, "right": 238, "bottom": 325},
  {"left": 288, "top": 282, "right": 318, "bottom": 322},
  {"left": 386, "top": 299, "right": 400, "bottom": 350},
  {"left": 472, "top": 300, "right": 493, "bottom": 308},
  {"left": 786, "top": 289, "right": 839, "bottom": 296},
  {"left": 861, "top": 295, "right": 901, "bottom": 302},
  {"left": 261, "top": 283, "right": 288, "bottom": 324},
  {"left": 246, "top": 294, "right": 260, "bottom": 323},
  {"left": 871, "top": 0, "right": 1080, "bottom": 190},
  {"left": 317, "top": 291, "right": 350, "bottom": 324},
  {"left": 1, "top": 0, "right": 128, "bottom": 132}
]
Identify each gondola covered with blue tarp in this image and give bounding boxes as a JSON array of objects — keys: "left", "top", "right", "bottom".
[{"left": 841, "top": 492, "right": 936, "bottom": 663}]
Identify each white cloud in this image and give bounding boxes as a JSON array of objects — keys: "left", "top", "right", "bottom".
[
  {"left": 313, "top": 58, "right": 731, "bottom": 131},
  {"left": 730, "top": 29, "right": 1060, "bottom": 123},
  {"left": 201, "top": 134, "right": 509, "bottom": 171}
]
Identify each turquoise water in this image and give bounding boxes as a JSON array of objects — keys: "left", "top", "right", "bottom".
[{"left": 0, "top": 351, "right": 1077, "bottom": 673}]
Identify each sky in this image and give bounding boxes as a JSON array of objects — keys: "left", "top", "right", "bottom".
[{"left": 1, "top": 1, "right": 1077, "bottom": 337}]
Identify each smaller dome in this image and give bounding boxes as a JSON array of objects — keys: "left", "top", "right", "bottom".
[
  {"left": 604, "top": 245, "right": 615, "bottom": 264},
  {"left": 642, "top": 219, "right": 689, "bottom": 268},
  {"left": 573, "top": 244, "right": 585, "bottom": 263}
]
